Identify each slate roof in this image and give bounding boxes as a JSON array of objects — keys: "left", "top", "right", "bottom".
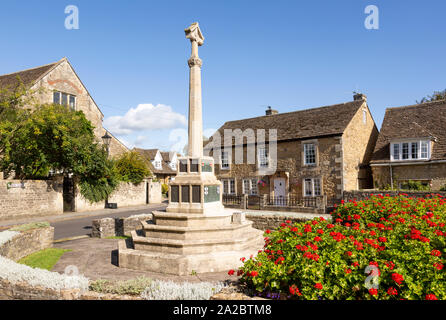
[
  {"left": 0, "top": 61, "right": 58, "bottom": 90},
  {"left": 205, "top": 100, "right": 365, "bottom": 148},
  {"left": 371, "top": 100, "right": 446, "bottom": 163}
]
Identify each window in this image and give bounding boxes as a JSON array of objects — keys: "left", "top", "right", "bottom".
[
  {"left": 170, "top": 161, "right": 176, "bottom": 170},
  {"left": 154, "top": 160, "right": 162, "bottom": 169},
  {"left": 221, "top": 151, "right": 230, "bottom": 169},
  {"left": 304, "top": 143, "right": 316, "bottom": 166},
  {"left": 258, "top": 146, "right": 269, "bottom": 168},
  {"left": 393, "top": 144, "right": 400, "bottom": 160},
  {"left": 222, "top": 179, "right": 235, "bottom": 195},
  {"left": 363, "top": 109, "right": 367, "bottom": 124},
  {"left": 53, "top": 92, "right": 60, "bottom": 105},
  {"left": 391, "top": 140, "right": 430, "bottom": 161},
  {"left": 303, "top": 178, "right": 322, "bottom": 197},
  {"left": 53, "top": 91, "right": 76, "bottom": 111},
  {"left": 242, "top": 178, "right": 258, "bottom": 195}
]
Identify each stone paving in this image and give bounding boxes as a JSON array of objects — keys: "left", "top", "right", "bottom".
[{"left": 52, "top": 237, "right": 234, "bottom": 284}]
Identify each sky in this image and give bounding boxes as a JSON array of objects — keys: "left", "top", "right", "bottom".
[{"left": 0, "top": 0, "right": 445, "bottom": 153}]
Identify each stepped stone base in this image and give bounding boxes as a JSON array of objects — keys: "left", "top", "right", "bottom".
[{"left": 117, "top": 210, "right": 264, "bottom": 275}]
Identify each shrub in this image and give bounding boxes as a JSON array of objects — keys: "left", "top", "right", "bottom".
[
  {"left": 140, "top": 280, "right": 227, "bottom": 300},
  {"left": 0, "top": 255, "right": 89, "bottom": 291},
  {"left": 233, "top": 195, "right": 446, "bottom": 300},
  {"left": 89, "top": 276, "right": 152, "bottom": 296},
  {"left": 440, "top": 185, "right": 446, "bottom": 192},
  {"left": 114, "top": 151, "right": 151, "bottom": 184},
  {"left": 161, "top": 183, "right": 169, "bottom": 194}
]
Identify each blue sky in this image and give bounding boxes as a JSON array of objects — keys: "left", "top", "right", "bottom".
[{"left": 0, "top": 0, "right": 445, "bottom": 153}]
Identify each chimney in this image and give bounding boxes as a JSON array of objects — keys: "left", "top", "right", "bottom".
[
  {"left": 265, "top": 106, "right": 278, "bottom": 116},
  {"left": 353, "top": 92, "right": 367, "bottom": 101}
]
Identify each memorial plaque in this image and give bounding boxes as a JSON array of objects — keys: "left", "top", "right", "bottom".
[
  {"left": 204, "top": 185, "right": 220, "bottom": 203},
  {"left": 192, "top": 185, "right": 201, "bottom": 203},
  {"left": 181, "top": 185, "right": 190, "bottom": 203},
  {"left": 171, "top": 185, "right": 179, "bottom": 202}
]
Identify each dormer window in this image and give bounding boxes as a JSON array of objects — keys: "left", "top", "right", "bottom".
[
  {"left": 154, "top": 160, "right": 162, "bottom": 169},
  {"left": 391, "top": 140, "right": 430, "bottom": 161}
]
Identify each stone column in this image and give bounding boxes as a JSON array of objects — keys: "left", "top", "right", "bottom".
[{"left": 185, "top": 22, "right": 205, "bottom": 158}]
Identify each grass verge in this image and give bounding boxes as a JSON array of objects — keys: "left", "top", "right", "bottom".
[{"left": 18, "top": 248, "right": 72, "bottom": 270}]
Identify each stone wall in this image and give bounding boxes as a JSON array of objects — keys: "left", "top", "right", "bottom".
[
  {"left": 0, "top": 279, "right": 139, "bottom": 300},
  {"left": 246, "top": 214, "right": 313, "bottom": 231},
  {"left": 343, "top": 190, "right": 446, "bottom": 202},
  {"left": 0, "top": 226, "right": 54, "bottom": 261},
  {"left": 0, "top": 179, "right": 63, "bottom": 220},
  {"left": 75, "top": 181, "right": 148, "bottom": 212},
  {"left": 372, "top": 163, "right": 446, "bottom": 191},
  {"left": 342, "top": 102, "right": 379, "bottom": 191},
  {"left": 30, "top": 58, "right": 128, "bottom": 157},
  {"left": 91, "top": 214, "right": 153, "bottom": 238}
]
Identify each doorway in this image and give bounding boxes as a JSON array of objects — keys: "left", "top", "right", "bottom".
[
  {"left": 273, "top": 178, "right": 286, "bottom": 205},
  {"left": 63, "top": 176, "right": 75, "bottom": 212}
]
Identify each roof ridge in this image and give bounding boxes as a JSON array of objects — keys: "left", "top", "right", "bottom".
[
  {"left": 223, "top": 100, "right": 361, "bottom": 124},
  {"left": 387, "top": 99, "right": 446, "bottom": 111},
  {"left": 0, "top": 59, "right": 62, "bottom": 78}
]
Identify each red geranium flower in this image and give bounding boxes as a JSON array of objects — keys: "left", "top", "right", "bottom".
[
  {"left": 431, "top": 249, "right": 441, "bottom": 257},
  {"left": 392, "top": 273, "right": 404, "bottom": 285},
  {"left": 426, "top": 294, "right": 438, "bottom": 300},
  {"left": 387, "top": 287, "right": 398, "bottom": 296},
  {"left": 368, "top": 288, "right": 378, "bottom": 296},
  {"left": 314, "top": 283, "right": 323, "bottom": 290},
  {"left": 228, "top": 269, "right": 235, "bottom": 276}
]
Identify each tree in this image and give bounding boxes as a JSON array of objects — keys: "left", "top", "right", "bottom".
[
  {"left": 0, "top": 83, "right": 119, "bottom": 203},
  {"left": 114, "top": 151, "right": 151, "bottom": 184},
  {"left": 417, "top": 89, "right": 446, "bottom": 104}
]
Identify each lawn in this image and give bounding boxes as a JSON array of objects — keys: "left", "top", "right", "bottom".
[{"left": 18, "top": 248, "right": 72, "bottom": 271}]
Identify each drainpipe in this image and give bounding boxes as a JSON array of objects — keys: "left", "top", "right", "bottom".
[{"left": 389, "top": 164, "right": 394, "bottom": 190}]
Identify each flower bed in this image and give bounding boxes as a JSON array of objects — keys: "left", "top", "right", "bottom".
[{"left": 231, "top": 194, "right": 445, "bottom": 300}]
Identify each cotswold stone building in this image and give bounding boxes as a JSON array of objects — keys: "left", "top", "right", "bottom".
[
  {"left": 134, "top": 148, "right": 177, "bottom": 184},
  {"left": 205, "top": 94, "right": 379, "bottom": 206},
  {"left": 370, "top": 100, "right": 446, "bottom": 190},
  {"left": 0, "top": 57, "right": 128, "bottom": 159}
]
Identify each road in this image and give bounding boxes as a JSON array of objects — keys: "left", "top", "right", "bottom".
[{"left": 51, "top": 204, "right": 166, "bottom": 240}]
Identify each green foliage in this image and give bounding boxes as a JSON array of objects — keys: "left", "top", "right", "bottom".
[
  {"left": 417, "top": 89, "right": 446, "bottom": 104},
  {"left": 440, "top": 185, "right": 446, "bottom": 192},
  {"left": 0, "top": 103, "right": 96, "bottom": 179},
  {"left": 18, "top": 248, "right": 72, "bottom": 271},
  {"left": 78, "top": 144, "right": 119, "bottom": 203},
  {"left": 89, "top": 276, "right": 152, "bottom": 296},
  {"left": 0, "top": 84, "right": 120, "bottom": 203},
  {"left": 235, "top": 195, "right": 446, "bottom": 300},
  {"left": 161, "top": 183, "right": 169, "bottom": 194},
  {"left": 399, "top": 180, "right": 430, "bottom": 191},
  {"left": 114, "top": 151, "right": 151, "bottom": 184}
]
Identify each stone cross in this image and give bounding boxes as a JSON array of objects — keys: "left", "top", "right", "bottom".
[{"left": 185, "top": 22, "right": 205, "bottom": 158}]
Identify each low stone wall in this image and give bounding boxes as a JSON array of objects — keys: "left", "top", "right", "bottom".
[
  {"left": 75, "top": 181, "right": 148, "bottom": 213},
  {"left": 246, "top": 214, "right": 311, "bottom": 231},
  {"left": 0, "top": 179, "right": 63, "bottom": 220},
  {"left": 91, "top": 214, "right": 153, "bottom": 238},
  {"left": 343, "top": 190, "right": 446, "bottom": 202},
  {"left": 0, "top": 226, "right": 54, "bottom": 261},
  {"left": 0, "top": 279, "right": 140, "bottom": 300}
]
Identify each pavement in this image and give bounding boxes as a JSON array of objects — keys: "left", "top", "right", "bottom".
[
  {"left": 0, "top": 203, "right": 167, "bottom": 240},
  {"left": 52, "top": 237, "right": 235, "bottom": 283}
]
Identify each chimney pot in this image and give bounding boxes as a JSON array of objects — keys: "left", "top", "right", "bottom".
[
  {"left": 265, "top": 106, "right": 278, "bottom": 116},
  {"left": 353, "top": 92, "right": 367, "bottom": 101}
]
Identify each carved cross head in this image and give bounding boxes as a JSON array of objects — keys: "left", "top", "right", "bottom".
[{"left": 185, "top": 22, "right": 204, "bottom": 46}]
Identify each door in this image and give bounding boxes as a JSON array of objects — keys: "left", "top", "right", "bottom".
[
  {"left": 63, "top": 176, "right": 75, "bottom": 212},
  {"left": 274, "top": 178, "right": 286, "bottom": 206}
]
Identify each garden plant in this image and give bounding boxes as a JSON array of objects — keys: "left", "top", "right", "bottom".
[{"left": 231, "top": 194, "right": 445, "bottom": 300}]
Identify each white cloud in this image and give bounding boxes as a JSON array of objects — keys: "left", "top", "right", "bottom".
[{"left": 104, "top": 104, "right": 187, "bottom": 136}]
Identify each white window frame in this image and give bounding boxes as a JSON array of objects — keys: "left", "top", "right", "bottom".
[
  {"left": 222, "top": 178, "right": 236, "bottom": 195},
  {"left": 258, "top": 146, "right": 269, "bottom": 168},
  {"left": 221, "top": 151, "right": 230, "bottom": 170},
  {"left": 242, "top": 178, "right": 258, "bottom": 195},
  {"left": 362, "top": 109, "right": 367, "bottom": 125},
  {"left": 390, "top": 140, "right": 430, "bottom": 161},
  {"left": 303, "top": 178, "right": 322, "bottom": 197},
  {"left": 303, "top": 143, "right": 316, "bottom": 166}
]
